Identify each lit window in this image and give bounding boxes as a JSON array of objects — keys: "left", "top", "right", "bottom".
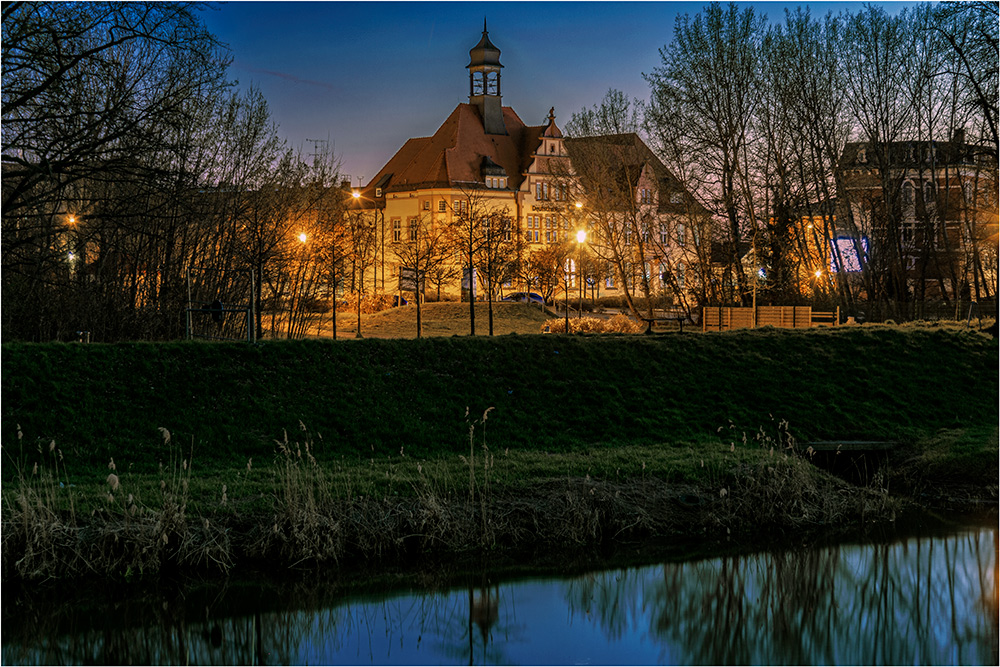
[
  {"left": 676, "top": 223, "right": 686, "bottom": 247},
  {"left": 605, "top": 275, "right": 615, "bottom": 289}
]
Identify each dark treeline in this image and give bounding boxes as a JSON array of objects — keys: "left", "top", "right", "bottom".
[
  {"left": 2, "top": 1, "right": 997, "bottom": 342},
  {"left": 2, "top": 1, "right": 348, "bottom": 342}
]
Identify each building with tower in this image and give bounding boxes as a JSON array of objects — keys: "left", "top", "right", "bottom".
[{"left": 349, "top": 23, "right": 710, "bottom": 310}]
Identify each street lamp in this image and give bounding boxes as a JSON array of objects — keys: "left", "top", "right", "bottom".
[
  {"left": 576, "top": 229, "right": 587, "bottom": 318},
  {"left": 564, "top": 254, "right": 570, "bottom": 333},
  {"left": 352, "top": 188, "right": 384, "bottom": 294}
]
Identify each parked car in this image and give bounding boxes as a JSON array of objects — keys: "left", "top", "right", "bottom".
[{"left": 501, "top": 292, "right": 545, "bottom": 305}]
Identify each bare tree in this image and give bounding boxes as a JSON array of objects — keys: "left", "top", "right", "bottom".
[
  {"left": 449, "top": 186, "right": 516, "bottom": 336},
  {"left": 645, "top": 2, "right": 767, "bottom": 306},
  {"left": 392, "top": 211, "right": 454, "bottom": 337},
  {"left": 2, "top": 1, "right": 231, "bottom": 340}
]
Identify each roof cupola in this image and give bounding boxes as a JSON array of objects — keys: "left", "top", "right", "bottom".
[{"left": 467, "top": 20, "right": 506, "bottom": 135}]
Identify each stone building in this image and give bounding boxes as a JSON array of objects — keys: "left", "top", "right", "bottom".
[{"left": 836, "top": 132, "right": 998, "bottom": 303}]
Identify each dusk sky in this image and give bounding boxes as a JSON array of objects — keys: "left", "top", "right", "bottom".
[{"left": 200, "top": 1, "right": 916, "bottom": 186}]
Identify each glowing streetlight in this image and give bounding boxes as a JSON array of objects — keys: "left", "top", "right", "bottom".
[
  {"left": 352, "top": 190, "right": 361, "bottom": 200},
  {"left": 814, "top": 269, "right": 823, "bottom": 279},
  {"left": 576, "top": 229, "right": 587, "bottom": 244},
  {"left": 298, "top": 232, "right": 308, "bottom": 244}
]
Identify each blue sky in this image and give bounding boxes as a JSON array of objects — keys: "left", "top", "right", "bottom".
[{"left": 200, "top": 1, "right": 917, "bottom": 185}]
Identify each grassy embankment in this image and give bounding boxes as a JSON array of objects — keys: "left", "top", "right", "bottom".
[{"left": 2, "top": 316, "right": 996, "bottom": 581}]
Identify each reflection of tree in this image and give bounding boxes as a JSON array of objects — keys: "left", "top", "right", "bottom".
[
  {"left": 4, "top": 528, "right": 995, "bottom": 665},
  {"left": 567, "top": 528, "right": 997, "bottom": 665}
]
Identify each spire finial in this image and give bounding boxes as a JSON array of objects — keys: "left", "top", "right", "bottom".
[{"left": 483, "top": 18, "right": 488, "bottom": 34}]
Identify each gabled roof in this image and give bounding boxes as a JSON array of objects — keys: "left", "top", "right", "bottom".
[
  {"left": 359, "top": 103, "right": 544, "bottom": 199},
  {"left": 565, "top": 133, "right": 710, "bottom": 216},
  {"left": 839, "top": 138, "right": 995, "bottom": 171}
]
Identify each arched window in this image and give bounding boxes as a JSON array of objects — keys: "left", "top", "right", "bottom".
[{"left": 923, "top": 180, "right": 935, "bottom": 204}]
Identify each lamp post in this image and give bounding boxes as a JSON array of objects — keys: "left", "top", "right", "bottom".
[
  {"left": 576, "top": 229, "right": 587, "bottom": 318},
  {"left": 564, "top": 254, "right": 570, "bottom": 333}
]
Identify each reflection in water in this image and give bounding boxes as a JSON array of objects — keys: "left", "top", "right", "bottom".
[{"left": 3, "top": 525, "right": 996, "bottom": 665}]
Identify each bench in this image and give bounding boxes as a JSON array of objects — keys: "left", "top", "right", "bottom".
[{"left": 640, "top": 314, "right": 688, "bottom": 334}]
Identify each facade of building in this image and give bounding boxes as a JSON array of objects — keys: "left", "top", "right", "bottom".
[
  {"left": 349, "top": 24, "right": 709, "bottom": 307},
  {"left": 836, "top": 133, "right": 998, "bottom": 303}
]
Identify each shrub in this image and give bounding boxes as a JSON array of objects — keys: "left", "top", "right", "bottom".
[
  {"left": 337, "top": 293, "right": 399, "bottom": 314},
  {"left": 542, "top": 314, "right": 643, "bottom": 334}
]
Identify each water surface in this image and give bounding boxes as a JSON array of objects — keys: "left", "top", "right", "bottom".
[{"left": 3, "top": 521, "right": 996, "bottom": 665}]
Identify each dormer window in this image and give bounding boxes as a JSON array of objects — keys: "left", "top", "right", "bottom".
[
  {"left": 480, "top": 156, "right": 507, "bottom": 190},
  {"left": 857, "top": 147, "right": 868, "bottom": 164}
]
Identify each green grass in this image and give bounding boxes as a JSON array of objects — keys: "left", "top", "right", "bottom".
[{"left": 2, "top": 324, "right": 996, "bottom": 484}]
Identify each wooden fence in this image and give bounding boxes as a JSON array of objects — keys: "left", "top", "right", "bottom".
[{"left": 702, "top": 306, "right": 840, "bottom": 332}]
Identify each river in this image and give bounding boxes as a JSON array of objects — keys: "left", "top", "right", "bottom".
[{"left": 2, "top": 516, "right": 996, "bottom": 665}]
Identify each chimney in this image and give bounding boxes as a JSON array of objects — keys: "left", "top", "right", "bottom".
[
  {"left": 951, "top": 128, "right": 965, "bottom": 145},
  {"left": 340, "top": 179, "right": 352, "bottom": 190}
]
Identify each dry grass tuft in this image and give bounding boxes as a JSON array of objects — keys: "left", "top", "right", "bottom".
[
  {"left": 2, "top": 427, "right": 234, "bottom": 581},
  {"left": 711, "top": 420, "right": 900, "bottom": 534},
  {"left": 543, "top": 314, "right": 643, "bottom": 334}
]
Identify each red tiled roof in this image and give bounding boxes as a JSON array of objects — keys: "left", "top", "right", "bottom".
[{"left": 360, "top": 103, "right": 544, "bottom": 198}]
